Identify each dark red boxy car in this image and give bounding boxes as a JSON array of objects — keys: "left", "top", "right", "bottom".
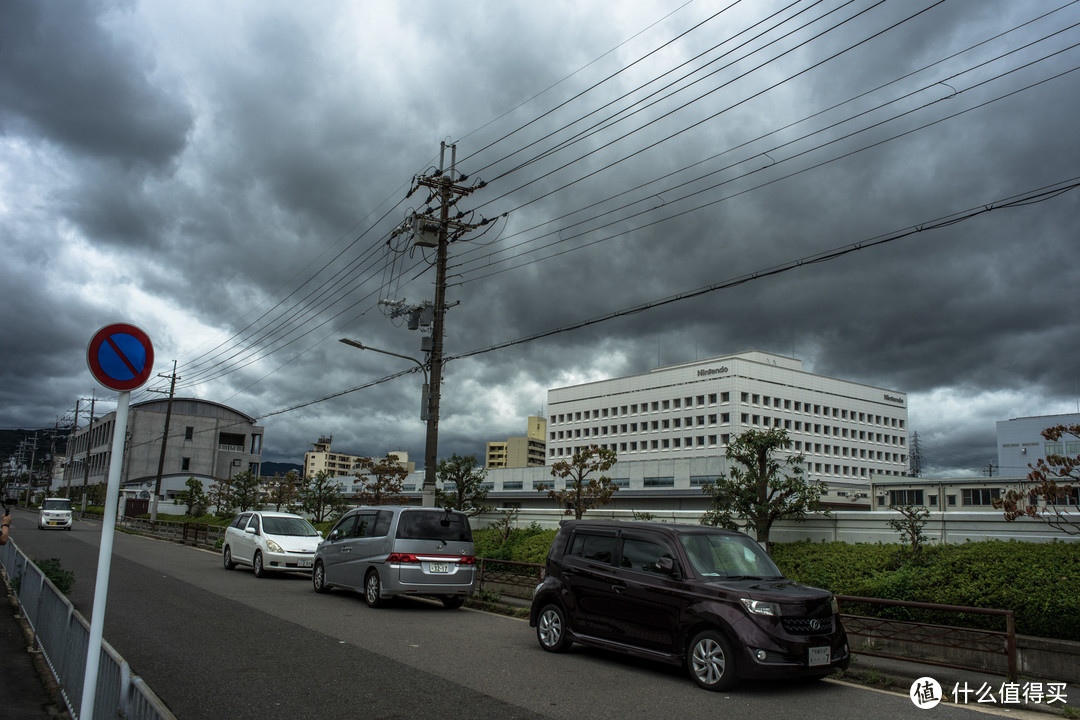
[{"left": 529, "top": 520, "right": 849, "bottom": 690}]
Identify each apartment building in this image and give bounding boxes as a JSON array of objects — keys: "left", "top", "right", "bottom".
[{"left": 486, "top": 416, "right": 547, "bottom": 469}]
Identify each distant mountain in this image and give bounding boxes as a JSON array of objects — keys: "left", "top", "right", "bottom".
[{"left": 260, "top": 461, "right": 303, "bottom": 478}]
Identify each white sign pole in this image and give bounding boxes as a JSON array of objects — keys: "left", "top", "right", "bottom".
[{"left": 80, "top": 389, "right": 131, "bottom": 720}]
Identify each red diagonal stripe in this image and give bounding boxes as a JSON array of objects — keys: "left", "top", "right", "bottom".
[{"left": 106, "top": 335, "right": 140, "bottom": 376}]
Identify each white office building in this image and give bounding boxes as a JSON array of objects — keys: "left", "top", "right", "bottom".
[
  {"left": 997, "top": 412, "right": 1080, "bottom": 478},
  {"left": 546, "top": 350, "right": 909, "bottom": 487}
]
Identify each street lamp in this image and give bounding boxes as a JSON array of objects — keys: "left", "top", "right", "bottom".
[{"left": 338, "top": 338, "right": 434, "bottom": 506}]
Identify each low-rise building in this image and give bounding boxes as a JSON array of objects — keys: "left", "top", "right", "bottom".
[
  {"left": 485, "top": 416, "right": 547, "bottom": 469},
  {"left": 303, "top": 438, "right": 417, "bottom": 491}
]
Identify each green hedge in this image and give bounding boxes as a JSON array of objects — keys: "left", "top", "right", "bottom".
[
  {"left": 470, "top": 527, "right": 1080, "bottom": 642},
  {"left": 770, "top": 540, "right": 1080, "bottom": 641}
]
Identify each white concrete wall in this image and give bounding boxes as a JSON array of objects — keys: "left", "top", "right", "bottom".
[{"left": 471, "top": 508, "right": 1080, "bottom": 544}]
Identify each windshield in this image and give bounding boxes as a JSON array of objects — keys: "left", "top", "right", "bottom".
[
  {"left": 43, "top": 499, "right": 72, "bottom": 511},
  {"left": 261, "top": 516, "right": 319, "bottom": 537},
  {"left": 396, "top": 511, "right": 472, "bottom": 542},
  {"left": 679, "top": 532, "right": 783, "bottom": 579}
]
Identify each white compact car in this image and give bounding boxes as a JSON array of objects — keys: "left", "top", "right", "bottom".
[
  {"left": 39, "top": 497, "right": 73, "bottom": 530},
  {"left": 222, "top": 511, "right": 322, "bottom": 577}
]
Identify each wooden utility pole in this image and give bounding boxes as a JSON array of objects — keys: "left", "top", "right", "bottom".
[{"left": 151, "top": 360, "right": 179, "bottom": 520}]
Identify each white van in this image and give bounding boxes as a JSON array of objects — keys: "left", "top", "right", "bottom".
[{"left": 39, "top": 497, "right": 73, "bottom": 530}]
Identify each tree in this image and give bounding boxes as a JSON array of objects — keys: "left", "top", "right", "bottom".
[
  {"left": 353, "top": 455, "right": 409, "bottom": 506},
  {"left": 887, "top": 504, "right": 930, "bottom": 553},
  {"left": 177, "top": 476, "right": 209, "bottom": 516},
  {"left": 266, "top": 470, "right": 301, "bottom": 512},
  {"left": 229, "top": 470, "right": 263, "bottom": 512},
  {"left": 435, "top": 454, "right": 492, "bottom": 516},
  {"left": 993, "top": 424, "right": 1080, "bottom": 536},
  {"left": 301, "top": 470, "right": 349, "bottom": 523},
  {"left": 207, "top": 480, "right": 235, "bottom": 518},
  {"left": 537, "top": 444, "right": 619, "bottom": 520},
  {"left": 700, "top": 428, "right": 826, "bottom": 546}
]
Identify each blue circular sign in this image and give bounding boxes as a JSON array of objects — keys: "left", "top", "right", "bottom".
[{"left": 87, "top": 323, "right": 154, "bottom": 391}]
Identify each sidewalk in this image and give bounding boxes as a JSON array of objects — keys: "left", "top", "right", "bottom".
[{"left": 1, "top": 506, "right": 71, "bottom": 719}]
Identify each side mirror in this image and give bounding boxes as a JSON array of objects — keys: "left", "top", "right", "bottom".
[
  {"left": 245, "top": 526, "right": 256, "bottom": 535},
  {"left": 657, "top": 556, "right": 680, "bottom": 579},
  {"left": 328, "top": 529, "right": 339, "bottom": 541}
]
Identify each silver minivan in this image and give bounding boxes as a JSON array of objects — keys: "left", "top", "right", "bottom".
[{"left": 312, "top": 506, "right": 475, "bottom": 609}]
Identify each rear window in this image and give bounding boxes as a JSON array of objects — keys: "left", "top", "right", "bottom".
[
  {"left": 42, "top": 499, "right": 71, "bottom": 511},
  {"left": 396, "top": 511, "right": 472, "bottom": 542}
]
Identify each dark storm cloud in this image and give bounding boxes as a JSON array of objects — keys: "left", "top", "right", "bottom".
[
  {"left": 0, "top": 0, "right": 191, "bottom": 167},
  {"left": 3, "top": 0, "right": 1079, "bottom": 479}
]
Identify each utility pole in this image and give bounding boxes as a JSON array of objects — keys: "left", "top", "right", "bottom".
[
  {"left": 150, "top": 360, "right": 179, "bottom": 521},
  {"left": 81, "top": 390, "right": 96, "bottom": 513},
  {"left": 411, "top": 142, "right": 479, "bottom": 506},
  {"left": 24, "top": 433, "right": 38, "bottom": 508},
  {"left": 65, "top": 399, "right": 80, "bottom": 498}
]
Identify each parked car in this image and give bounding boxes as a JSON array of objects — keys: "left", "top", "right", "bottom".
[
  {"left": 312, "top": 506, "right": 475, "bottom": 609},
  {"left": 530, "top": 520, "right": 850, "bottom": 691},
  {"left": 38, "top": 497, "right": 73, "bottom": 531},
  {"left": 222, "top": 511, "right": 322, "bottom": 577}
]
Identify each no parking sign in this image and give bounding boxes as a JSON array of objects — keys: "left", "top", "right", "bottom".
[{"left": 87, "top": 323, "right": 154, "bottom": 391}]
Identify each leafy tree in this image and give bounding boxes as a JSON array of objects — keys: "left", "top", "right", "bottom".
[
  {"left": 266, "top": 470, "right": 301, "bottom": 512},
  {"left": 537, "top": 444, "right": 619, "bottom": 520},
  {"left": 887, "top": 504, "right": 931, "bottom": 553},
  {"left": 229, "top": 470, "right": 263, "bottom": 512},
  {"left": 207, "top": 480, "right": 235, "bottom": 518},
  {"left": 177, "top": 476, "right": 209, "bottom": 516},
  {"left": 435, "top": 454, "right": 492, "bottom": 516},
  {"left": 994, "top": 424, "right": 1080, "bottom": 536},
  {"left": 301, "top": 470, "right": 349, "bottom": 523},
  {"left": 700, "top": 428, "right": 826, "bottom": 546},
  {"left": 353, "top": 455, "right": 409, "bottom": 506}
]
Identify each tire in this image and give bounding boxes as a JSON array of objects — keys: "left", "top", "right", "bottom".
[
  {"left": 441, "top": 595, "right": 465, "bottom": 609},
  {"left": 536, "top": 604, "right": 572, "bottom": 653},
  {"left": 687, "top": 630, "right": 737, "bottom": 691},
  {"left": 364, "top": 570, "right": 384, "bottom": 608},
  {"left": 253, "top": 550, "right": 266, "bottom": 578},
  {"left": 223, "top": 546, "right": 236, "bottom": 570},
  {"left": 313, "top": 561, "right": 329, "bottom": 593}
]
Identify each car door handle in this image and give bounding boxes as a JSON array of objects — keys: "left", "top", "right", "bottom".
[
  {"left": 611, "top": 583, "right": 625, "bottom": 594},
  {"left": 341, "top": 547, "right": 351, "bottom": 553}
]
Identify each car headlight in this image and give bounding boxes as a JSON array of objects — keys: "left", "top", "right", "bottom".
[
  {"left": 741, "top": 598, "right": 781, "bottom": 617},
  {"left": 830, "top": 596, "right": 840, "bottom": 615},
  {"left": 266, "top": 539, "right": 284, "bottom": 553}
]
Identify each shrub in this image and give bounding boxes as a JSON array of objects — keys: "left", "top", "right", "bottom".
[{"left": 33, "top": 558, "right": 76, "bottom": 595}]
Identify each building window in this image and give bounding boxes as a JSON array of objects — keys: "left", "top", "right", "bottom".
[
  {"left": 962, "top": 488, "right": 1001, "bottom": 506},
  {"left": 721, "top": 392, "right": 730, "bottom": 402},
  {"left": 184, "top": 426, "right": 194, "bottom": 441},
  {"left": 708, "top": 393, "right": 717, "bottom": 403},
  {"left": 181, "top": 457, "right": 190, "bottom": 471},
  {"left": 644, "top": 476, "right": 675, "bottom": 487},
  {"left": 690, "top": 475, "right": 718, "bottom": 487}
]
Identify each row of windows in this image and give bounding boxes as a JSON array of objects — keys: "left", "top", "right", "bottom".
[
  {"left": 550, "top": 415, "right": 904, "bottom": 446},
  {"left": 737, "top": 394, "right": 904, "bottom": 428},
  {"left": 552, "top": 395, "right": 903, "bottom": 430}
]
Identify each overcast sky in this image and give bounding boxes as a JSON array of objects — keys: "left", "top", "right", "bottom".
[{"left": 2, "top": 0, "right": 1078, "bottom": 478}]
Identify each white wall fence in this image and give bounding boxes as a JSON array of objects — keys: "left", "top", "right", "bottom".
[{"left": 471, "top": 508, "right": 1080, "bottom": 544}]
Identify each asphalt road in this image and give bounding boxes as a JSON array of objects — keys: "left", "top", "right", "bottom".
[{"left": 8, "top": 512, "right": 1043, "bottom": 720}]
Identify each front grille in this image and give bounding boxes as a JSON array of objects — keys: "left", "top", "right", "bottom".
[{"left": 781, "top": 616, "right": 834, "bottom": 634}]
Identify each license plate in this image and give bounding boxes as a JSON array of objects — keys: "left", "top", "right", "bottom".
[
  {"left": 48, "top": 521, "right": 59, "bottom": 526},
  {"left": 298, "top": 558, "right": 313, "bottom": 568},
  {"left": 428, "top": 562, "right": 449, "bottom": 573},
  {"left": 809, "top": 646, "right": 831, "bottom": 667}
]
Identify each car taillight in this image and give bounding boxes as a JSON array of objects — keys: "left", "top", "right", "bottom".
[
  {"left": 386, "top": 553, "right": 420, "bottom": 564},
  {"left": 459, "top": 555, "right": 476, "bottom": 565}
]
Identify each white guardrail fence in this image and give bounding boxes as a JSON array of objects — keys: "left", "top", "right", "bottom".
[{"left": 0, "top": 539, "right": 176, "bottom": 720}]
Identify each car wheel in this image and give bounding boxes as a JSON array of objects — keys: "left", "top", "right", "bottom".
[
  {"left": 223, "top": 546, "right": 236, "bottom": 570},
  {"left": 441, "top": 595, "right": 465, "bottom": 609},
  {"left": 67, "top": 526, "right": 72, "bottom": 531},
  {"left": 364, "top": 570, "right": 384, "bottom": 608},
  {"left": 253, "top": 551, "right": 266, "bottom": 578},
  {"left": 313, "top": 561, "right": 329, "bottom": 593},
  {"left": 688, "top": 630, "right": 737, "bottom": 691},
  {"left": 536, "top": 604, "right": 572, "bottom": 653}
]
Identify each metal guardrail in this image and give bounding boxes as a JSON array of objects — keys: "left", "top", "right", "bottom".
[
  {"left": 121, "top": 517, "right": 227, "bottom": 548},
  {"left": 835, "top": 594, "right": 1017, "bottom": 681},
  {"left": 0, "top": 540, "right": 177, "bottom": 720},
  {"left": 476, "top": 558, "right": 544, "bottom": 599}
]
